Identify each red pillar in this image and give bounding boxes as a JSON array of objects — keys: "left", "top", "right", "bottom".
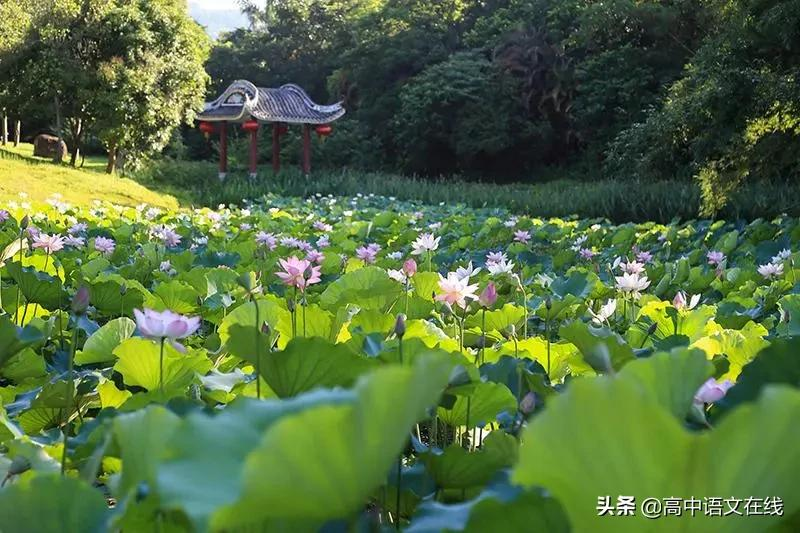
[
  {"left": 272, "top": 123, "right": 281, "bottom": 173},
  {"left": 219, "top": 122, "right": 228, "bottom": 181},
  {"left": 301, "top": 124, "right": 311, "bottom": 175},
  {"left": 249, "top": 125, "right": 258, "bottom": 179}
]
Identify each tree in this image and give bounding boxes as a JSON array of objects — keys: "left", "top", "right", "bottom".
[{"left": 0, "top": 0, "right": 210, "bottom": 172}]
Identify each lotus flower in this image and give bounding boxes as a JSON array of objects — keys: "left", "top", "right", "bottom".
[
  {"left": 615, "top": 273, "right": 650, "bottom": 299},
  {"left": 436, "top": 272, "right": 479, "bottom": 309},
  {"left": 356, "top": 245, "right": 378, "bottom": 264},
  {"left": 255, "top": 232, "right": 277, "bottom": 249},
  {"left": 94, "top": 236, "right": 116, "bottom": 255},
  {"left": 485, "top": 251, "right": 508, "bottom": 265},
  {"left": 757, "top": 262, "right": 784, "bottom": 279},
  {"left": 276, "top": 256, "right": 321, "bottom": 292},
  {"left": 411, "top": 233, "right": 440, "bottom": 255},
  {"left": 134, "top": 308, "right": 200, "bottom": 341},
  {"left": 578, "top": 248, "right": 596, "bottom": 261},
  {"left": 589, "top": 299, "right": 617, "bottom": 325},
  {"left": 636, "top": 251, "right": 653, "bottom": 263},
  {"left": 68, "top": 222, "right": 87, "bottom": 234},
  {"left": 31, "top": 233, "right": 65, "bottom": 254},
  {"left": 64, "top": 235, "right": 85, "bottom": 248},
  {"left": 673, "top": 291, "right": 701, "bottom": 311},
  {"left": 772, "top": 249, "right": 792, "bottom": 263},
  {"left": 455, "top": 261, "right": 481, "bottom": 281},
  {"left": 487, "top": 258, "right": 515, "bottom": 276},
  {"left": 707, "top": 251, "right": 726, "bottom": 266},
  {"left": 513, "top": 230, "right": 531, "bottom": 244},
  {"left": 693, "top": 378, "right": 734, "bottom": 405},
  {"left": 619, "top": 260, "right": 645, "bottom": 275},
  {"left": 306, "top": 249, "right": 325, "bottom": 264}
]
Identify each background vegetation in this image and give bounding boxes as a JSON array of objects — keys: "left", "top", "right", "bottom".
[{"left": 1, "top": 0, "right": 799, "bottom": 218}]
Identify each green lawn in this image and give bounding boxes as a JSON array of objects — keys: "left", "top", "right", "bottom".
[{"left": 0, "top": 143, "right": 178, "bottom": 209}]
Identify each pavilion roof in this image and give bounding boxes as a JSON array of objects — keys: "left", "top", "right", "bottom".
[{"left": 198, "top": 80, "right": 345, "bottom": 124}]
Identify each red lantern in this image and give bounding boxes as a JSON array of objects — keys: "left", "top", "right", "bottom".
[
  {"left": 315, "top": 124, "right": 333, "bottom": 138},
  {"left": 241, "top": 119, "right": 260, "bottom": 133},
  {"left": 198, "top": 121, "right": 215, "bottom": 138}
]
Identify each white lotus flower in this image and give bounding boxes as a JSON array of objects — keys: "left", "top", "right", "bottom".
[
  {"left": 487, "top": 259, "right": 515, "bottom": 276},
  {"left": 758, "top": 262, "right": 784, "bottom": 279},
  {"left": 771, "top": 249, "right": 792, "bottom": 263},
  {"left": 619, "top": 261, "right": 645, "bottom": 275},
  {"left": 615, "top": 273, "right": 650, "bottom": 299},
  {"left": 455, "top": 261, "right": 481, "bottom": 281},
  {"left": 589, "top": 299, "right": 617, "bottom": 325},
  {"left": 673, "top": 291, "right": 701, "bottom": 311},
  {"left": 411, "top": 233, "right": 440, "bottom": 255}
]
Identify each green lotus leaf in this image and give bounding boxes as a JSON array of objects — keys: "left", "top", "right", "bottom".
[
  {"left": 75, "top": 317, "right": 136, "bottom": 365},
  {"left": 560, "top": 320, "right": 635, "bottom": 372},
  {"left": 320, "top": 266, "right": 403, "bottom": 312},
  {"left": 512, "top": 374, "right": 800, "bottom": 531},
  {"left": 0, "top": 475, "right": 109, "bottom": 533},
  {"left": 112, "top": 338, "right": 212, "bottom": 395},
  {"left": 424, "top": 431, "right": 518, "bottom": 489},
  {"left": 437, "top": 381, "right": 517, "bottom": 428}
]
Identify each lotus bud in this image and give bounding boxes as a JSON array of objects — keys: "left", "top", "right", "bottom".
[
  {"left": 261, "top": 321, "right": 271, "bottom": 335},
  {"left": 287, "top": 298, "right": 296, "bottom": 313},
  {"left": 545, "top": 296, "right": 552, "bottom": 311},
  {"left": 520, "top": 392, "right": 536, "bottom": 414},
  {"left": 479, "top": 282, "right": 497, "bottom": 308},
  {"left": 403, "top": 258, "right": 417, "bottom": 277},
  {"left": 19, "top": 215, "right": 30, "bottom": 230},
  {"left": 70, "top": 286, "right": 90, "bottom": 315},
  {"left": 394, "top": 314, "right": 406, "bottom": 338}
]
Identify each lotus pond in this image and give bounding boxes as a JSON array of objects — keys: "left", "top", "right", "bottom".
[{"left": 0, "top": 193, "right": 799, "bottom": 532}]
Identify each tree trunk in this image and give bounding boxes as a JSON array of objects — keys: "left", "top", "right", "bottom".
[
  {"left": 1, "top": 112, "right": 7, "bottom": 146},
  {"left": 53, "top": 96, "right": 64, "bottom": 164},
  {"left": 13, "top": 120, "right": 20, "bottom": 146},
  {"left": 106, "top": 145, "right": 116, "bottom": 174},
  {"left": 69, "top": 118, "right": 83, "bottom": 167}
]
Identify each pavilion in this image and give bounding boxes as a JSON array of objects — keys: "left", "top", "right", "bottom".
[{"left": 196, "top": 80, "right": 345, "bottom": 179}]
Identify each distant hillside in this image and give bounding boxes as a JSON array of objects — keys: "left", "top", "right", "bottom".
[{"left": 189, "top": 7, "right": 248, "bottom": 39}]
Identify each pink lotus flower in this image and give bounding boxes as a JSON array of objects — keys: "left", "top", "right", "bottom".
[
  {"left": 513, "top": 230, "right": 531, "bottom": 244},
  {"left": 758, "top": 262, "right": 784, "bottom": 279},
  {"left": 317, "top": 235, "right": 330, "bottom": 248},
  {"left": 693, "top": 378, "right": 734, "bottom": 405},
  {"left": 134, "top": 308, "right": 200, "bottom": 340},
  {"left": 707, "top": 251, "right": 726, "bottom": 266},
  {"left": 436, "top": 272, "right": 479, "bottom": 309},
  {"left": 479, "top": 282, "right": 497, "bottom": 308},
  {"left": 636, "top": 251, "right": 653, "bottom": 263},
  {"left": 619, "top": 260, "right": 645, "bottom": 275},
  {"left": 276, "top": 256, "right": 322, "bottom": 292},
  {"left": 94, "top": 236, "right": 116, "bottom": 255},
  {"left": 578, "top": 248, "right": 596, "bottom": 261},
  {"left": 31, "top": 233, "right": 65, "bottom": 254},
  {"left": 0, "top": 210, "right": 9, "bottom": 223},
  {"left": 153, "top": 225, "right": 181, "bottom": 247}
]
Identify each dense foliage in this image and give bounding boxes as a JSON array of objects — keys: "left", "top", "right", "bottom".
[
  {"left": 205, "top": 0, "right": 800, "bottom": 213},
  {"left": 0, "top": 0, "right": 210, "bottom": 171},
  {"left": 1, "top": 192, "right": 799, "bottom": 530}
]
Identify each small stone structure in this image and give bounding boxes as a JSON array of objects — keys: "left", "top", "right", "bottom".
[{"left": 33, "top": 134, "right": 68, "bottom": 159}]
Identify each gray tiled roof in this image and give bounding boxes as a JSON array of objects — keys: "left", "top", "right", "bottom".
[{"left": 198, "top": 80, "right": 345, "bottom": 124}]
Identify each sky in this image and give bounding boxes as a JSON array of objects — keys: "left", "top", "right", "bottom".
[{"left": 188, "top": 0, "right": 249, "bottom": 39}]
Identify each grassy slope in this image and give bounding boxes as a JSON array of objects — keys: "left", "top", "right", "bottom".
[{"left": 0, "top": 143, "right": 178, "bottom": 209}]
